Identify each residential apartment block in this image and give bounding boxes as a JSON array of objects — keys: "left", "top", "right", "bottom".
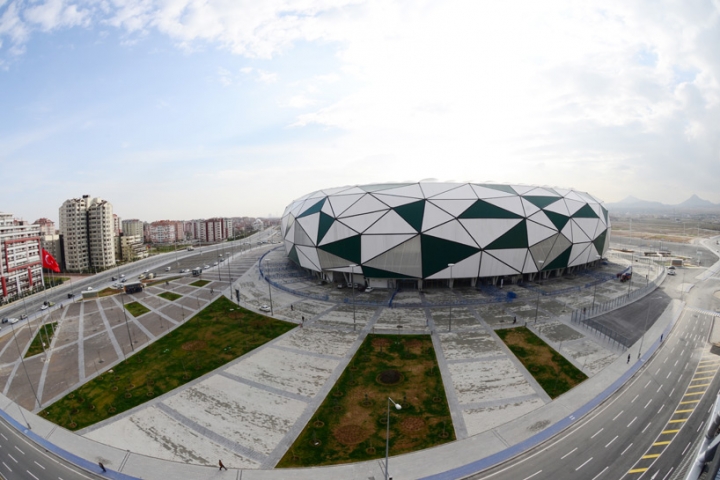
[
  {"left": 0, "top": 212, "right": 42, "bottom": 301},
  {"left": 59, "top": 195, "right": 116, "bottom": 272},
  {"left": 121, "top": 219, "right": 144, "bottom": 240},
  {"left": 147, "top": 220, "right": 183, "bottom": 244},
  {"left": 116, "top": 234, "right": 147, "bottom": 262}
]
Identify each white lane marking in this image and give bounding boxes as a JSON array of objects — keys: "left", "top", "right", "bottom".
[
  {"left": 645, "top": 399, "right": 653, "bottom": 409},
  {"left": 657, "top": 405, "right": 663, "bottom": 415},
  {"left": 682, "top": 442, "right": 692, "bottom": 455},
  {"left": 592, "top": 466, "right": 609, "bottom": 480},
  {"left": 657, "top": 385, "right": 663, "bottom": 393},
  {"left": 605, "top": 436, "right": 618, "bottom": 448},
  {"left": 667, "top": 371, "right": 672, "bottom": 379},
  {"left": 674, "top": 360, "right": 679, "bottom": 367},
  {"left": 14, "top": 446, "right": 23, "bottom": 455},
  {"left": 656, "top": 368, "right": 661, "bottom": 375},
  {"left": 669, "top": 388, "right": 675, "bottom": 397},
  {"left": 591, "top": 428, "right": 604, "bottom": 439},
  {"left": 681, "top": 348, "right": 685, "bottom": 356},
  {"left": 7, "top": 454, "right": 16, "bottom": 463},
  {"left": 642, "top": 422, "right": 652, "bottom": 433},
  {"left": 645, "top": 380, "right": 652, "bottom": 388},
  {"left": 622, "top": 443, "right": 635, "bottom": 455},
  {"left": 613, "top": 410, "right": 624, "bottom": 421},
  {"left": 628, "top": 417, "right": 637, "bottom": 427},
  {"left": 1, "top": 461, "right": 10, "bottom": 472},
  {"left": 561, "top": 447, "right": 577, "bottom": 459},
  {"left": 523, "top": 471, "right": 542, "bottom": 480},
  {"left": 662, "top": 467, "right": 674, "bottom": 480},
  {"left": 26, "top": 470, "right": 39, "bottom": 480},
  {"left": 33, "top": 460, "right": 44, "bottom": 469},
  {"left": 698, "top": 421, "right": 705, "bottom": 432},
  {"left": 664, "top": 357, "right": 668, "bottom": 364},
  {"left": 0, "top": 434, "right": 6, "bottom": 441},
  {"left": 632, "top": 394, "right": 639, "bottom": 403},
  {"left": 575, "top": 457, "right": 593, "bottom": 471}
]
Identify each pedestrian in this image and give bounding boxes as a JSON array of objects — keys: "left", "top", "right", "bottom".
[
  {"left": 291, "top": 304, "right": 294, "bottom": 311},
  {"left": 99, "top": 461, "right": 106, "bottom": 473},
  {"left": 661, "top": 334, "right": 663, "bottom": 342},
  {"left": 627, "top": 353, "right": 631, "bottom": 364},
  {"left": 301, "top": 315, "right": 304, "bottom": 328},
  {"left": 219, "top": 460, "right": 227, "bottom": 471},
  {"left": 583, "top": 307, "right": 586, "bottom": 316},
  {"left": 211, "top": 287, "right": 214, "bottom": 294},
  {"left": 513, "top": 316, "right": 517, "bottom": 324}
]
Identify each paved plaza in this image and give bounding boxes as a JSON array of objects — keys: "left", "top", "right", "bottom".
[{"left": 0, "top": 244, "right": 676, "bottom": 478}]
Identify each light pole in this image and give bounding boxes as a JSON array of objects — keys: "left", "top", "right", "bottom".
[
  {"left": 535, "top": 260, "right": 544, "bottom": 323},
  {"left": 268, "top": 278, "right": 274, "bottom": 316},
  {"left": 385, "top": 397, "right": 402, "bottom": 480},
  {"left": 591, "top": 255, "right": 601, "bottom": 311},
  {"left": 350, "top": 264, "right": 357, "bottom": 331},
  {"left": 448, "top": 263, "right": 455, "bottom": 332}
]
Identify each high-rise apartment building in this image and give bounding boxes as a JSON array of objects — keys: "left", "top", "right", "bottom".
[
  {"left": 147, "top": 220, "right": 181, "bottom": 243},
  {"left": 33, "top": 218, "right": 55, "bottom": 236},
  {"left": 121, "top": 219, "right": 144, "bottom": 240},
  {"left": 0, "top": 212, "right": 42, "bottom": 301},
  {"left": 59, "top": 195, "right": 116, "bottom": 272}
]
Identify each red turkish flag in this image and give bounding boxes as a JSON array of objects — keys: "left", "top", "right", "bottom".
[{"left": 42, "top": 248, "right": 61, "bottom": 273}]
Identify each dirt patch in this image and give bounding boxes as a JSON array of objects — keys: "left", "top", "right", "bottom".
[
  {"left": 377, "top": 369, "right": 403, "bottom": 385},
  {"left": 334, "top": 425, "right": 369, "bottom": 445},
  {"left": 372, "top": 338, "right": 391, "bottom": 348},
  {"left": 405, "top": 339, "right": 423, "bottom": 351},
  {"left": 399, "top": 416, "right": 426, "bottom": 434},
  {"left": 181, "top": 340, "right": 207, "bottom": 351}
]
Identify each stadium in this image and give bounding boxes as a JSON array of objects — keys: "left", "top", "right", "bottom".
[{"left": 280, "top": 182, "right": 610, "bottom": 289}]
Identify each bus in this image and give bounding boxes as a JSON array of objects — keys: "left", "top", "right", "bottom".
[{"left": 192, "top": 267, "right": 202, "bottom": 276}]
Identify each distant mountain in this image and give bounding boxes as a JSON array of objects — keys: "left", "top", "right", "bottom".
[
  {"left": 607, "top": 196, "right": 666, "bottom": 209},
  {"left": 678, "top": 194, "right": 716, "bottom": 208},
  {"left": 605, "top": 194, "right": 718, "bottom": 211}
]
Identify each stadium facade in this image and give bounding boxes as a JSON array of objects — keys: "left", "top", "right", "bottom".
[{"left": 281, "top": 183, "right": 610, "bottom": 289}]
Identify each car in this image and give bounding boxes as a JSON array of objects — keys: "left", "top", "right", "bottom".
[
  {"left": 1, "top": 318, "right": 7, "bottom": 324},
  {"left": 144, "top": 269, "right": 149, "bottom": 273},
  {"left": 204, "top": 265, "right": 210, "bottom": 269},
  {"left": 336, "top": 283, "right": 344, "bottom": 289},
  {"left": 259, "top": 304, "right": 271, "bottom": 312},
  {"left": 213, "top": 262, "right": 218, "bottom": 266},
  {"left": 120, "top": 278, "right": 127, "bottom": 283},
  {"left": 111, "top": 276, "right": 117, "bottom": 281},
  {"left": 668, "top": 266, "right": 676, "bottom": 270},
  {"left": 667, "top": 270, "right": 676, "bottom": 276},
  {"left": 40, "top": 304, "right": 48, "bottom": 310},
  {"left": 165, "top": 267, "right": 172, "bottom": 271},
  {"left": 5, "top": 318, "right": 18, "bottom": 324},
  {"left": 86, "top": 286, "right": 94, "bottom": 291},
  {"left": 365, "top": 287, "right": 374, "bottom": 293},
  {"left": 120, "top": 274, "right": 125, "bottom": 278},
  {"left": 20, "top": 314, "right": 27, "bottom": 320},
  {"left": 67, "top": 293, "right": 75, "bottom": 299}
]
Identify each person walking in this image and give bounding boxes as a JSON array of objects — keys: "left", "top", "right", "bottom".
[
  {"left": 627, "top": 353, "right": 631, "bottom": 364},
  {"left": 513, "top": 316, "right": 517, "bottom": 324},
  {"left": 219, "top": 460, "right": 227, "bottom": 471},
  {"left": 99, "top": 462, "right": 106, "bottom": 473}
]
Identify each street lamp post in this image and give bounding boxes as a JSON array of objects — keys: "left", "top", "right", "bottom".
[
  {"left": 350, "top": 264, "right": 357, "bottom": 331},
  {"left": 448, "top": 263, "right": 455, "bottom": 332},
  {"left": 591, "top": 255, "right": 601, "bottom": 311},
  {"left": 268, "top": 278, "right": 274, "bottom": 316},
  {"left": 385, "top": 397, "right": 402, "bottom": 480},
  {"left": 535, "top": 260, "right": 544, "bottom": 323}
]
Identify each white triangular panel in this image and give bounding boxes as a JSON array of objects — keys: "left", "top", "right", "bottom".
[
  {"left": 564, "top": 199, "right": 585, "bottom": 216},
  {"left": 565, "top": 191, "right": 585, "bottom": 202},
  {"left": 321, "top": 186, "right": 354, "bottom": 196},
  {"left": 365, "top": 236, "right": 422, "bottom": 277},
  {"left": 479, "top": 252, "right": 520, "bottom": 277},
  {"left": 554, "top": 188, "right": 571, "bottom": 196},
  {"left": 576, "top": 191, "right": 596, "bottom": 204},
  {"left": 484, "top": 196, "right": 525, "bottom": 217},
  {"left": 528, "top": 211, "right": 556, "bottom": 230},
  {"left": 340, "top": 195, "right": 389, "bottom": 217},
  {"left": 289, "top": 201, "right": 305, "bottom": 218},
  {"left": 297, "top": 213, "right": 320, "bottom": 245},
  {"left": 294, "top": 222, "right": 314, "bottom": 246},
  {"left": 306, "top": 191, "right": 326, "bottom": 200},
  {"left": 590, "top": 204, "right": 605, "bottom": 225},
  {"left": 543, "top": 199, "right": 571, "bottom": 216},
  {"left": 296, "top": 245, "right": 321, "bottom": 270},
  {"left": 588, "top": 244, "right": 602, "bottom": 262},
  {"left": 335, "top": 187, "right": 368, "bottom": 196},
  {"left": 522, "top": 251, "right": 538, "bottom": 273},
  {"left": 561, "top": 222, "right": 573, "bottom": 243},
  {"left": 318, "top": 221, "right": 358, "bottom": 246},
  {"left": 521, "top": 198, "right": 540, "bottom": 216},
  {"left": 373, "top": 194, "right": 422, "bottom": 208},
  {"left": 424, "top": 220, "right": 478, "bottom": 248},
  {"left": 379, "top": 184, "right": 425, "bottom": 198},
  {"left": 460, "top": 218, "right": 522, "bottom": 249},
  {"left": 365, "top": 210, "right": 417, "bottom": 235},
  {"left": 329, "top": 194, "right": 363, "bottom": 217},
  {"left": 419, "top": 182, "right": 461, "bottom": 198},
  {"left": 485, "top": 248, "right": 527, "bottom": 272},
  {"left": 339, "top": 210, "right": 387, "bottom": 233},
  {"left": 421, "top": 202, "right": 454, "bottom": 232},
  {"left": 568, "top": 242, "right": 591, "bottom": 267},
  {"left": 285, "top": 221, "right": 296, "bottom": 241},
  {"left": 321, "top": 200, "right": 335, "bottom": 216},
  {"left": 524, "top": 187, "right": 559, "bottom": 197},
  {"left": 429, "top": 199, "right": 476, "bottom": 217},
  {"left": 527, "top": 221, "right": 557, "bottom": 246},
  {"left": 284, "top": 239, "right": 293, "bottom": 255},
  {"left": 571, "top": 220, "right": 591, "bottom": 243},
  {"left": 427, "top": 251, "right": 482, "bottom": 280},
  {"left": 361, "top": 234, "right": 417, "bottom": 263},
  {"left": 470, "top": 184, "right": 516, "bottom": 199},
  {"left": 510, "top": 185, "right": 534, "bottom": 195},
  {"left": 429, "top": 184, "right": 477, "bottom": 200},
  {"left": 574, "top": 218, "right": 601, "bottom": 240}
]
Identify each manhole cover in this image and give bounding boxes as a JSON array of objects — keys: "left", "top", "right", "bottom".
[{"left": 377, "top": 369, "right": 403, "bottom": 385}]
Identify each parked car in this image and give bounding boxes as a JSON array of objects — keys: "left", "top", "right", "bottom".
[
  {"left": 204, "top": 265, "right": 210, "bottom": 269},
  {"left": 365, "top": 287, "right": 374, "bottom": 293},
  {"left": 20, "top": 314, "right": 27, "bottom": 320},
  {"left": 120, "top": 278, "right": 127, "bottom": 283},
  {"left": 86, "top": 286, "right": 94, "bottom": 291},
  {"left": 40, "top": 304, "right": 48, "bottom": 310},
  {"left": 259, "top": 304, "right": 271, "bottom": 312},
  {"left": 111, "top": 276, "right": 117, "bottom": 281},
  {"left": 667, "top": 270, "right": 676, "bottom": 276},
  {"left": 165, "top": 267, "right": 172, "bottom": 271},
  {"left": 336, "top": 283, "right": 344, "bottom": 289},
  {"left": 213, "top": 262, "right": 218, "bottom": 266}
]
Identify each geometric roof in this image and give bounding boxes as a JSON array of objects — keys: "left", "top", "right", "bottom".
[{"left": 281, "top": 182, "right": 611, "bottom": 280}]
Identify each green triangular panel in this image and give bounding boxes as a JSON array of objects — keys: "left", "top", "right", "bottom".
[
  {"left": 318, "top": 235, "right": 361, "bottom": 264},
  {"left": 601, "top": 205, "right": 609, "bottom": 224},
  {"left": 524, "top": 195, "right": 561, "bottom": 209},
  {"left": 394, "top": 200, "right": 425, "bottom": 232},
  {"left": 317, "top": 213, "right": 334, "bottom": 244},
  {"left": 477, "top": 184, "right": 517, "bottom": 195},
  {"left": 288, "top": 245, "right": 300, "bottom": 265},
  {"left": 459, "top": 200, "right": 521, "bottom": 219},
  {"left": 421, "top": 235, "right": 480, "bottom": 278},
  {"left": 544, "top": 211, "right": 570, "bottom": 231},
  {"left": 593, "top": 229, "right": 608, "bottom": 256},
  {"left": 542, "top": 246, "right": 572, "bottom": 271},
  {"left": 485, "top": 220, "right": 528, "bottom": 249},
  {"left": 572, "top": 204, "right": 599, "bottom": 218},
  {"left": 361, "top": 266, "right": 415, "bottom": 279},
  {"left": 298, "top": 198, "right": 326, "bottom": 218}
]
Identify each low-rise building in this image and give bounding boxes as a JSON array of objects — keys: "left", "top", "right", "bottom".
[
  {"left": 0, "top": 212, "right": 42, "bottom": 301},
  {"left": 115, "top": 234, "right": 147, "bottom": 262}
]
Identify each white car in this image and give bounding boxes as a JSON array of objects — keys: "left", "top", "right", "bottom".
[
  {"left": 667, "top": 270, "right": 676, "bottom": 276},
  {"left": 40, "top": 304, "right": 48, "bottom": 310},
  {"left": 365, "top": 287, "right": 374, "bottom": 293},
  {"left": 8, "top": 318, "right": 18, "bottom": 324},
  {"left": 213, "top": 262, "right": 218, "bottom": 266},
  {"left": 259, "top": 305, "right": 271, "bottom": 312},
  {"left": 87, "top": 286, "right": 94, "bottom": 291}
]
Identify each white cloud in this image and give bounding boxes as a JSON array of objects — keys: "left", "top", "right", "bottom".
[{"left": 24, "top": 0, "right": 91, "bottom": 31}]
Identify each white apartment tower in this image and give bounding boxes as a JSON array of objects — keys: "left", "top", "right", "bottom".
[{"left": 59, "top": 195, "right": 116, "bottom": 272}]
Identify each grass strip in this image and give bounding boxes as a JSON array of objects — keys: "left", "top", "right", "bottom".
[
  {"left": 25, "top": 322, "right": 58, "bottom": 358},
  {"left": 278, "top": 334, "right": 454, "bottom": 467},
  {"left": 190, "top": 280, "right": 211, "bottom": 287},
  {"left": 40, "top": 296, "right": 294, "bottom": 430},
  {"left": 496, "top": 326, "right": 587, "bottom": 398},
  {"left": 124, "top": 302, "right": 150, "bottom": 317},
  {"left": 158, "top": 292, "right": 182, "bottom": 301}
]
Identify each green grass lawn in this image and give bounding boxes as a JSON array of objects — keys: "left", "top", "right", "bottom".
[
  {"left": 278, "top": 334, "right": 454, "bottom": 468},
  {"left": 40, "top": 296, "right": 294, "bottom": 431},
  {"left": 25, "top": 322, "right": 58, "bottom": 358},
  {"left": 158, "top": 292, "right": 182, "bottom": 301},
  {"left": 190, "top": 279, "right": 210, "bottom": 287},
  {"left": 124, "top": 301, "right": 150, "bottom": 317},
  {"left": 496, "top": 326, "right": 587, "bottom": 398}
]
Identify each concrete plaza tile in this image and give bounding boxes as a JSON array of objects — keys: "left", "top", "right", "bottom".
[
  {"left": 55, "top": 316, "right": 79, "bottom": 345},
  {"left": 540, "top": 299, "right": 573, "bottom": 316},
  {"left": 316, "top": 305, "right": 375, "bottom": 327},
  {"left": 439, "top": 331, "right": 502, "bottom": 361},
  {"left": 142, "top": 295, "right": 167, "bottom": 309},
  {"left": 83, "top": 300, "right": 99, "bottom": 313},
  {"left": 391, "top": 291, "right": 423, "bottom": 306},
  {"left": 449, "top": 357, "right": 536, "bottom": 404},
  {"left": 174, "top": 285, "right": 197, "bottom": 295},
  {"left": 478, "top": 304, "right": 516, "bottom": 326},
  {"left": 226, "top": 347, "right": 338, "bottom": 398},
  {"left": 83, "top": 332, "right": 119, "bottom": 375},
  {"left": 0, "top": 327, "right": 32, "bottom": 364},
  {"left": 177, "top": 295, "right": 206, "bottom": 311},
  {"left": 282, "top": 300, "right": 331, "bottom": 319},
  {"left": 562, "top": 339, "right": 618, "bottom": 375},
  {"left": 375, "top": 307, "right": 428, "bottom": 329},
  {"left": 65, "top": 302, "right": 81, "bottom": 317},
  {"left": 430, "top": 307, "right": 480, "bottom": 328},
  {"left": 82, "top": 310, "right": 106, "bottom": 337},
  {"left": 534, "top": 321, "right": 585, "bottom": 343},
  {"left": 422, "top": 289, "right": 460, "bottom": 304},
  {"left": 165, "top": 375, "right": 307, "bottom": 456},
  {"left": 506, "top": 303, "right": 550, "bottom": 323},
  {"left": 463, "top": 397, "right": 545, "bottom": 436},
  {"left": 159, "top": 303, "right": 190, "bottom": 323},
  {"left": 273, "top": 327, "right": 359, "bottom": 357},
  {"left": 41, "top": 343, "right": 80, "bottom": 403},
  {"left": 84, "top": 406, "right": 260, "bottom": 468}
]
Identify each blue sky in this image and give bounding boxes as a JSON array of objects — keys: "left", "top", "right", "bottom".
[{"left": 2, "top": 1, "right": 720, "bottom": 224}]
